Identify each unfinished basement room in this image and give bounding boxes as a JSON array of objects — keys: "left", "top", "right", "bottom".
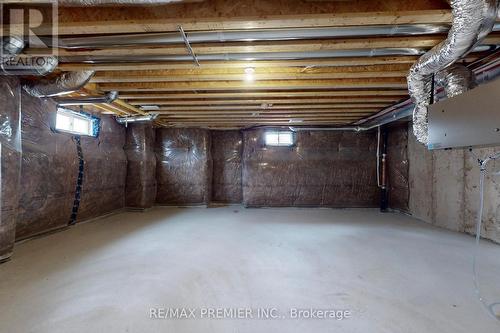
[{"left": 1, "top": 0, "right": 500, "bottom": 332}]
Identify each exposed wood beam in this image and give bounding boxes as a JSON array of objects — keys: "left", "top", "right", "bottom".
[
  {"left": 161, "top": 120, "right": 356, "bottom": 126},
  {"left": 128, "top": 97, "right": 401, "bottom": 105},
  {"left": 58, "top": 57, "right": 421, "bottom": 71},
  {"left": 98, "top": 78, "right": 407, "bottom": 91},
  {"left": 94, "top": 64, "right": 410, "bottom": 76},
  {"left": 91, "top": 71, "right": 408, "bottom": 83},
  {"left": 49, "top": 10, "right": 452, "bottom": 35},
  {"left": 160, "top": 115, "right": 366, "bottom": 120},
  {"left": 153, "top": 104, "right": 384, "bottom": 111},
  {"left": 157, "top": 111, "right": 375, "bottom": 116},
  {"left": 121, "top": 91, "right": 408, "bottom": 99},
  {"left": 119, "top": 90, "right": 409, "bottom": 99}
]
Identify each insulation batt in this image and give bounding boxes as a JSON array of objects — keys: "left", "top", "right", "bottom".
[
  {"left": 242, "top": 129, "right": 379, "bottom": 207},
  {"left": 386, "top": 124, "right": 410, "bottom": 211},
  {"left": 211, "top": 131, "right": 243, "bottom": 203},
  {"left": 0, "top": 77, "right": 22, "bottom": 260},
  {"left": 124, "top": 122, "right": 157, "bottom": 208},
  {"left": 155, "top": 128, "right": 212, "bottom": 205},
  {"left": 16, "top": 94, "right": 126, "bottom": 240}
]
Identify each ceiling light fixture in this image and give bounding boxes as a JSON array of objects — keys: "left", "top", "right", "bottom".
[{"left": 244, "top": 67, "right": 255, "bottom": 81}]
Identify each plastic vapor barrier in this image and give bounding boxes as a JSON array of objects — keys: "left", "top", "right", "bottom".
[
  {"left": 17, "top": 95, "right": 77, "bottom": 239},
  {"left": 211, "top": 131, "right": 243, "bottom": 203},
  {"left": 387, "top": 124, "right": 410, "bottom": 211},
  {"left": 16, "top": 94, "right": 126, "bottom": 240},
  {"left": 242, "top": 129, "right": 379, "bottom": 207},
  {"left": 0, "top": 77, "right": 22, "bottom": 260},
  {"left": 124, "top": 122, "right": 157, "bottom": 208},
  {"left": 78, "top": 113, "right": 127, "bottom": 221},
  {"left": 155, "top": 128, "right": 212, "bottom": 205}
]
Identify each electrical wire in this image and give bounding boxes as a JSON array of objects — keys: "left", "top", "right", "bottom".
[{"left": 471, "top": 149, "right": 500, "bottom": 321}]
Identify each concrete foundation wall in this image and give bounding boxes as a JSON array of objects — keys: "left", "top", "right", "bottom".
[{"left": 408, "top": 124, "right": 500, "bottom": 243}]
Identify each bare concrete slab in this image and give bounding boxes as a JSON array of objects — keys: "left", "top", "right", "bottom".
[{"left": 0, "top": 207, "right": 499, "bottom": 333}]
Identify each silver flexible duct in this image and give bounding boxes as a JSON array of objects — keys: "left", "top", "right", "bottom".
[
  {"left": 116, "top": 113, "right": 158, "bottom": 125},
  {"left": 23, "top": 70, "right": 95, "bottom": 97},
  {"left": 1, "top": 56, "right": 58, "bottom": 76},
  {"left": 407, "top": 0, "right": 499, "bottom": 144},
  {"left": 435, "top": 63, "right": 477, "bottom": 97},
  {"left": 55, "top": 90, "right": 118, "bottom": 105},
  {"left": 1, "top": 36, "right": 25, "bottom": 60}
]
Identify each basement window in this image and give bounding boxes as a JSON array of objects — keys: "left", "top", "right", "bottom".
[
  {"left": 265, "top": 131, "right": 294, "bottom": 146},
  {"left": 55, "top": 108, "right": 99, "bottom": 137}
]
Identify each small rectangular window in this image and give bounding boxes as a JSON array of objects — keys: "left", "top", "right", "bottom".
[
  {"left": 56, "top": 108, "right": 96, "bottom": 137},
  {"left": 265, "top": 131, "right": 294, "bottom": 146}
]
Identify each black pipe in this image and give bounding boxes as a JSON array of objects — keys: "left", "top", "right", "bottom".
[{"left": 380, "top": 127, "right": 389, "bottom": 212}]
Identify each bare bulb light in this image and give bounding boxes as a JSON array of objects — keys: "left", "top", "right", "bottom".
[{"left": 244, "top": 67, "right": 255, "bottom": 81}]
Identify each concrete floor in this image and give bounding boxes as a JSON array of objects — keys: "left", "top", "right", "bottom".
[{"left": 0, "top": 207, "right": 499, "bottom": 333}]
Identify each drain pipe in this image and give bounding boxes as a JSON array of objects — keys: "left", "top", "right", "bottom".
[
  {"left": 379, "top": 127, "right": 389, "bottom": 212},
  {"left": 407, "top": 0, "right": 499, "bottom": 145}
]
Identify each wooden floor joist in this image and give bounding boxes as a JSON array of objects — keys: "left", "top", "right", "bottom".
[
  {"left": 58, "top": 57, "right": 421, "bottom": 71},
  {"left": 27, "top": 3, "right": 497, "bottom": 128},
  {"left": 153, "top": 104, "right": 385, "bottom": 111},
  {"left": 127, "top": 97, "right": 402, "bottom": 105},
  {"left": 119, "top": 90, "right": 409, "bottom": 99},
  {"left": 98, "top": 78, "right": 408, "bottom": 92},
  {"left": 48, "top": 10, "right": 453, "bottom": 35}
]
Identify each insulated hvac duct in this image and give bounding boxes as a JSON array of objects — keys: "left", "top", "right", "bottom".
[
  {"left": 435, "top": 63, "right": 477, "bottom": 97},
  {"left": 23, "top": 70, "right": 95, "bottom": 97},
  {"left": 116, "top": 113, "right": 159, "bottom": 124},
  {"left": 1, "top": 36, "right": 25, "bottom": 60},
  {"left": 55, "top": 90, "right": 118, "bottom": 105},
  {"left": 1, "top": 56, "right": 58, "bottom": 76},
  {"left": 407, "top": 0, "right": 499, "bottom": 144},
  {"left": 0, "top": 37, "right": 58, "bottom": 76}
]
